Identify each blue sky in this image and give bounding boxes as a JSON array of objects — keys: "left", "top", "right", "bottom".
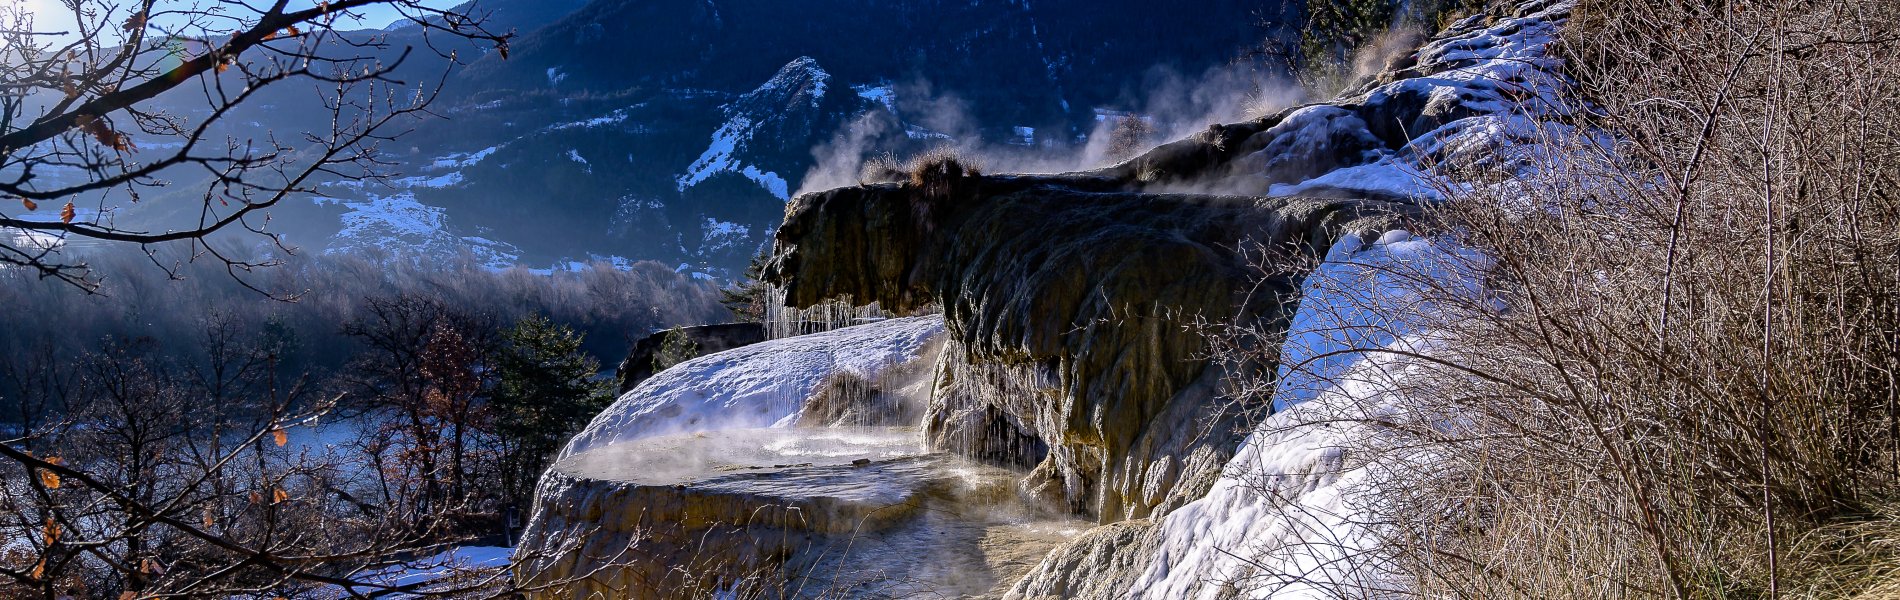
[{"left": 9, "top": 0, "right": 464, "bottom": 42}]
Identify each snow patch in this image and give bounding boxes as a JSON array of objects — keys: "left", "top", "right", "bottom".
[
  {"left": 676, "top": 58, "right": 833, "bottom": 200},
  {"left": 1010, "top": 126, "right": 1036, "bottom": 146},
  {"left": 340, "top": 545, "right": 511, "bottom": 596},
  {"left": 853, "top": 84, "right": 897, "bottom": 113},
  {"left": 700, "top": 217, "right": 751, "bottom": 252},
  {"left": 739, "top": 166, "right": 789, "bottom": 200},
  {"left": 676, "top": 113, "right": 794, "bottom": 200},
  {"left": 319, "top": 194, "right": 520, "bottom": 268},
  {"left": 905, "top": 124, "right": 951, "bottom": 140},
  {"left": 545, "top": 108, "right": 632, "bottom": 131},
  {"left": 430, "top": 146, "right": 498, "bottom": 170}
]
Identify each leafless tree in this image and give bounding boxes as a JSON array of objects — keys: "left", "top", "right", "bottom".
[
  {"left": 0, "top": 0, "right": 510, "bottom": 292},
  {"left": 0, "top": 314, "right": 657, "bottom": 599},
  {"left": 337, "top": 293, "right": 501, "bottom": 520},
  {"left": 0, "top": 3, "right": 671, "bottom": 595}
]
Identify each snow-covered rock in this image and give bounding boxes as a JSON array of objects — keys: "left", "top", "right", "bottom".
[
  {"left": 1263, "top": 0, "right": 1574, "bottom": 201},
  {"left": 558, "top": 316, "right": 944, "bottom": 458},
  {"left": 1008, "top": 3, "right": 1570, "bottom": 598},
  {"left": 1123, "top": 232, "right": 1486, "bottom": 599},
  {"left": 516, "top": 316, "right": 1089, "bottom": 600}
]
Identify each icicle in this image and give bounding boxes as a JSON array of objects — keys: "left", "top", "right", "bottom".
[
  {"left": 925, "top": 339, "right": 1057, "bottom": 473},
  {"left": 763, "top": 284, "right": 891, "bottom": 340}
]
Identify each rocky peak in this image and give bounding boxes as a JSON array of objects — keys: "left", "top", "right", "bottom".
[{"left": 676, "top": 57, "right": 865, "bottom": 201}]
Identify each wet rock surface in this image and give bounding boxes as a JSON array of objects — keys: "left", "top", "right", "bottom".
[{"left": 515, "top": 428, "right": 1086, "bottom": 598}]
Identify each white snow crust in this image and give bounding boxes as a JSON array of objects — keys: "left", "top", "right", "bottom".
[
  {"left": 1264, "top": 2, "right": 1575, "bottom": 202},
  {"left": 559, "top": 316, "right": 944, "bottom": 459}
]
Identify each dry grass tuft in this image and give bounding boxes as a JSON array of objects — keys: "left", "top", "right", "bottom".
[
  {"left": 905, "top": 147, "right": 983, "bottom": 201},
  {"left": 857, "top": 152, "right": 907, "bottom": 185}
]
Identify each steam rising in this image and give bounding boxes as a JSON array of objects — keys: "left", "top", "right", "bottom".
[{"left": 796, "top": 64, "right": 1307, "bottom": 197}]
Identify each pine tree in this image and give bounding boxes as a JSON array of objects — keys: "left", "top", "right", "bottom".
[
  {"left": 720, "top": 251, "right": 772, "bottom": 323},
  {"left": 490, "top": 316, "right": 615, "bottom": 509}
]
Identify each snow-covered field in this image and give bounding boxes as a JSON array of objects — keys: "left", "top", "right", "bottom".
[{"left": 330, "top": 545, "right": 512, "bottom": 598}]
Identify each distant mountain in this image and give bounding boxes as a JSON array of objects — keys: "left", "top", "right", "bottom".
[{"left": 126, "top": 0, "right": 1300, "bottom": 278}]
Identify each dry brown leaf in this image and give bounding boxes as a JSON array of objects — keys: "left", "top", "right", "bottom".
[
  {"left": 30, "top": 559, "right": 43, "bottom": 581},
  {"left": 271, "top": 428, "right": 287, "bottom": 447},
  {"left": 59, "top": 203, "right": 75, "bottom": 224},
  {"left": 38, "top": 456, "right": 60, "bottom": 489},
  {"left": 120, "top": 592, "right": 136, "bottom": 600},
  {"left": 21, "top": 198, "right": 37, "bottom": 211},
  {"left": 273, "top": 488, "right": 289, "bottom": 503},
  {"left": 287, "top": 24, "right": 301, "bottom": 36},
  {"left": 74, "top": 114, "right": 130, "bottom": 151},
  {"left": 43, "top": 518, "right": 60, "bottom": 543}
]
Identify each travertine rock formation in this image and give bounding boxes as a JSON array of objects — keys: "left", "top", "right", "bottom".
[{"left": 765, "top": 165, "right": 1407, "bottom": 523}]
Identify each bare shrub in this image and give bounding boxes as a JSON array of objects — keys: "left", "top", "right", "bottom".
[
  {"left": 1195, "top": 0, "right": 1900, "bottom": 597},
  {"left": 1330, "top": 0, "right": 1900, "bottom": 596},
  {"left": 1104, "top": 114, "right": 1158, "bottom": 164}
]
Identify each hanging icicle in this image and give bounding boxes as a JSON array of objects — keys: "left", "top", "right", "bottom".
[{"left": 762, "top": 284, "right": 893, "bottom": 340}]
